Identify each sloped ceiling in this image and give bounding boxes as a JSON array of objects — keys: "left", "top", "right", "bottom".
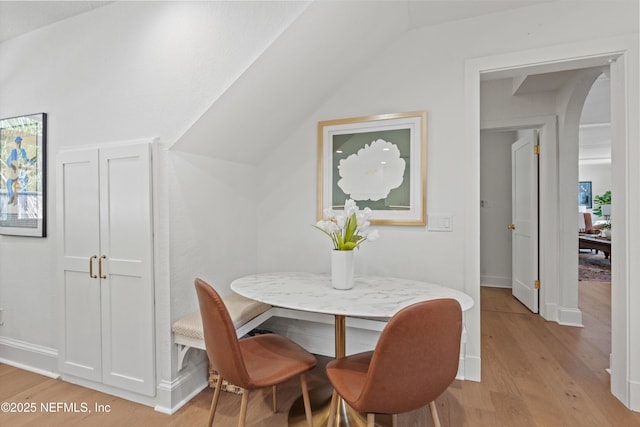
[
  {"left": 1, "top": 0, "right": 552, "bottom": 165},
  {"left": 0, "top": 1, "right": 112, "bottom": 43},
  {"left": 170, "top": 0, "right": 549, "bottom": 164},
  {"left": 406, "top": 0, "right": 549, "bottom": 29},
  {"left": 170, "top": 0, "right": 410, "bottom": 164}
]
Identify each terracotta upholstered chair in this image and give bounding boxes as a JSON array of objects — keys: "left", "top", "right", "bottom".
[
  {"left": 194, "top": 278, "right": 316, "bottom": 427},
  {"left": 326, "top": 298, "right": 462, "bottom": 427}
]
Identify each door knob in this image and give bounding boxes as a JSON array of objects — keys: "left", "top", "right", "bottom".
[{"left": 507, "top": 224, "right": 516, "bottom": 230}]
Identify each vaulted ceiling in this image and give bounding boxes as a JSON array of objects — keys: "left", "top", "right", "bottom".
[
  {"left": 6, "top": 0, "right": 607, "bottom": 165},
  {"left": 0, "top": 1, "right": 544, "bottom": 44},
  {"left": 0, "top": 1, "right": 112, "bottom": 43},
  {"left": 170, "top": 0, "right": 556, "bottom": 164}
]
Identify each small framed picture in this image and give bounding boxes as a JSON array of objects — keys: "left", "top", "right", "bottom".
[
  {"left": 318, "top": 111, "right": 426, "bottom": 225},
  {"left": 0, "top": 113, "right": 47, "bottom": 237},
  {"left": 579, "top": 181, "right": 592, "bottom": 209}
]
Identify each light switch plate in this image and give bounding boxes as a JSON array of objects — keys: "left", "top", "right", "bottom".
[{"left": 428, "top": 214, "right": 453, "bottom": 232}]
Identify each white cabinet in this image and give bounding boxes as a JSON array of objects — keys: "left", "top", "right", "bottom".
[{"left": 57, "top": 142, "right": 155, "bottom": 397}]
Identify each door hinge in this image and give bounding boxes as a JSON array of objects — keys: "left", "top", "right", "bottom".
[
  {"left": 534, "top": 279, "right": 540, "bottom": 289},
  {"left": 533, "top": 145, "right": 540, "bottom": 155}
]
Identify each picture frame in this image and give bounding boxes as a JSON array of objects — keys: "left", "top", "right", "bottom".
[
  {"left": 0, "top": 113, "right": 47, "bottom": 237},
  {"left": 318, "top": 111, "right": 426, "bottom": 225},
  {"left": 579, "top": 181, "right": 592, "bottom": 209}
]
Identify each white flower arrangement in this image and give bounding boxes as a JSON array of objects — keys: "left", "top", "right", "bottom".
[{"left": 314, "top": 199, "right": 379, "bottom": 251}]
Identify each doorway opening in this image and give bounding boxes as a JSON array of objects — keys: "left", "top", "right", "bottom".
[
  {"left": 480, "top": 127, "right": 540, "bottom": 313},
  {"left": 578, "top": 73, "right": 612, "bottom": 286},
  {"left": 479, "top": 63, "right": 611, "bottom": 321},
  {"left": 469, "top": 44, "right": 632, "bottom": 407}
]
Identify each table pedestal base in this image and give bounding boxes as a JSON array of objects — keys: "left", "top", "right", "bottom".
[{"left": 288, "top": 385, "right": 393, "bottom": 427}]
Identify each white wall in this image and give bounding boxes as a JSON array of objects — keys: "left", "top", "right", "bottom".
[
  {"left": 0, "top": 0, "right": 306, "bottom": 407},
  {"left": 168, "top": 152, "right": 258, "bottom": 318},
  {"left": 480, "top": 130, "right": 515, "bottom": 287},
  {"left": 256, "top": 0, "right": 638, "bottom": 382},
  {"left": 579, "top": 163, "right": 612, "bottom": 215},
  {"left": 1, "top": 0, "right": 638, "bottom": 411}
]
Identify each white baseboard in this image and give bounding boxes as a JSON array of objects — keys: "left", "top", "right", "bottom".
[
  {"left": 557, "top": 307, "right": 584, "bottom": 327},
  {"left": 630, "top": 379, "right": 640, "bottom": 412},
  {"left": 541, "top": 302, "right": 559, "bottom": 322},
  {"left": 62, "top": 373, "right": 162, "bottom": 408},
  {"left": 0, "top": 335, "right": 59, "bottom": 377},
  {"left": 464, "top": 353, "right": 481, "bottom": 382},
  {"left": 155, "top": 358, "right": 208, "bottom": 414},
  {"left": 480, "top": 276, "right": 511, "bottom": 288}
]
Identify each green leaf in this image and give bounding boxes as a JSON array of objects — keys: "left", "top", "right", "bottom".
[
  {"left": 344, "top": 213, "right": 358, "bottom": 243},
  {"left": 312, "top": 225, "right": 332, "bottom": 238},
  {"left": 593, "top": 190, "right": 612, "bottom": 217},
  {"left": 343, "top": 241, "right": 356, "bottom": 250}
]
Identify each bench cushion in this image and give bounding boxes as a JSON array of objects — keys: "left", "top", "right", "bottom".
[
  {"left": 172, "top": 292, "right": 271, "bottom": 340},
  {"left": 172, "top": 312, "right": 204, "bottom": 340},
  {"left": 224, "top": 292, "right": 272, "bottom": 329}
]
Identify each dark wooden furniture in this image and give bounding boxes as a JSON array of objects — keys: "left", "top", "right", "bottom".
[{"left": 579, "top": 235, "right": 611, "bottom": 259}]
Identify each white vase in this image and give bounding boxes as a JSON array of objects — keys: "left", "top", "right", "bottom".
[{"left": 331, "top": 250, "right": 354, "bottom": 290}]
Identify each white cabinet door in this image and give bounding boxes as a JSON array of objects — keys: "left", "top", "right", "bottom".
[
  {"left": 58, "top": 143, "right": 155, "bottom": 397},
  {"left": 99, "top": 144, "right": 155, "bottom": 396},
  {"left": 58, "top": 149, "right": 102, "bottom": 382}
]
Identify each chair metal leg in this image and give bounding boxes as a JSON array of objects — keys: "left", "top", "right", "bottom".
[
  {"left": 300, "top": 374, "right": 313, "bottom": 427},
  {"left": 238, "top": 389, "right": 249, "bottom": 427},
  {"left": 367, "top": 413, "right": 375, "bottom": 427},
  {"left": 391, "top": 414, "right": 398, "bottom": 427},
  {"left": 429, "top": 401, "right": 441, "bottom": 427},
  {"left": 208, "top": 375, "right": 223, "bottom": 427},
  {"left": 272, "top": 385, "right": 277, "bottom": 413},
  {"left": 327, "top": 390, "right": 338, "bottom": 427}
]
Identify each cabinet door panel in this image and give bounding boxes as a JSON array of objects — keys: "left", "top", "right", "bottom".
[
  {"left": 58, "top": 150, "right": 100, "bottom": 262},
  {"left": 57, "top": 149, "right": 101, "bottom": 380},
  {"left": 99, "top": 144, "right": 155, "bottom": 396},
  {"left": 58, "top": 143, "right": 155, "bottom": 397},
  {"left": 101, "top": 153, "right": 148, "bottom": 261},
  {"left": 62, "top": 271, "right": 102, "bottom": 381},
  {"left": 102, "top": 274, "right": 153, "bottom": 389}
]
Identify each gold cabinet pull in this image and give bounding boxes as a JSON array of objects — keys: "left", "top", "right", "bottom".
[
  {"left": 99, "top": 255, "right": 107, "bottom": 279},
  {"left": 89, "top": 255, "right": 98, "bottom": 278},
  {"left": 507, "top": 224, "right": 516, "bottom": 230}
]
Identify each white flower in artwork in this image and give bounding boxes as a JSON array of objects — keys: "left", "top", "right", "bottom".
[{"left": 337, "top": 139, "right": 405, "bottom": 201}]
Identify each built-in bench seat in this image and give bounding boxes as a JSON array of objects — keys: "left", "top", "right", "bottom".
[
  {"left": 172, "top": 292, "right": 273, "bottom": 392},
  {"left": 172, "top": 292, "right": 273, "bottom": 369},
  {"left": 172, "top": 293, "right": 389, "bottom": 391}
]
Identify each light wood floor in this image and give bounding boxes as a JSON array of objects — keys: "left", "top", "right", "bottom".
[{"left": 1, "top": 281, "right": 639, "bottom": 426}]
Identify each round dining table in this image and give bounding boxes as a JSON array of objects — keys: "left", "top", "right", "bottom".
[{"left": 231, "top": 272, "right": 474, "bottom": 426}]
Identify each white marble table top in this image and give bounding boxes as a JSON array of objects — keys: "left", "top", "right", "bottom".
[{"left": 230, "top": 272, "right": 474, "bottom": 319}]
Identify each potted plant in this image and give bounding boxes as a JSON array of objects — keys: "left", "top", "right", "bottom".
[
  {"left": 314, "top": 199, "right": 379, "bottom": 289},
  {"left": 592, "top": 191, "right": 611, "bottom": 237}
]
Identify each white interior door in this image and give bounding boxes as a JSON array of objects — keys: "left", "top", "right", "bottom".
[
  {"left": 57, "top": 149, "right": 102, "bottom": 381},
  {"left": 511, "top": 132, "right": 539, "bottom": 313}
]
